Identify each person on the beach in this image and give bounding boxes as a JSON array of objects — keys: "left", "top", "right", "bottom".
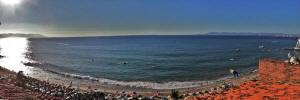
[
  {"left": 153, "top": 92, "right": 158, "bottom": 97},
  {"left": 114, "top": 91, "right": 119, "bottom": 95},
  {"left": 288, "top": 52, "right": 291, "bottom": 59},
  {"left": 157, "top": 91, "right": 160, "bottom": 96},
  {"left": 69, "top": 82, "right": 72, "bottom": 87},
  {"left": 289, "top": 56, "right": 299, "bottom": 65},
  {"left": 230, "top": 69, "right": 239, "bottom": 78},
  {"left": 131, "top": 91, "right": 137, "bottom": 97}
]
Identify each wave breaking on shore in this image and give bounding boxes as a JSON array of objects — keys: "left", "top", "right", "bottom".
[{"left": 24, "top": 62, "right": 257, "bottom": 89}]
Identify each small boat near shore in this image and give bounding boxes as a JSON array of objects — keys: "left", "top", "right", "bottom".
[
  {"left": 235, "top": 48, "right": 240, "bottom": 52},
  {"left": 152, "top": 65, "right": 157, "bottom": 68},
  {"left": 229, "top": 58, "right": 235, "bottom": 61},
  {"left": 284, "top": 48, "right": 294, "bottom": 50},
  {"left": 120, "top": 61, "right": 128, "bottom": 65},
  {"left": 258, "top": 44, "right": 264, "bottom": 49}
]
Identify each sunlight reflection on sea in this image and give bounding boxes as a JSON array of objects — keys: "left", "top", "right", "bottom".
[{"left": 0, "top": 37, "right": 33, "bottom": 74}]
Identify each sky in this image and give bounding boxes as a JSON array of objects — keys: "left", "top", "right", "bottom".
[{"left": 0, "top": 0, "right": 299, "bottom": 37}]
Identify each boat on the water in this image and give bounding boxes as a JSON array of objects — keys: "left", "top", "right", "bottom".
[
  {"left": 229, "top": 58, "right": 235, "bottom": 61},
  {"left": 235, "top": 48, "right": 240, "bottom": 52},
  {"left": 258, "top": 44, "right": 264, "bottom": 49}
]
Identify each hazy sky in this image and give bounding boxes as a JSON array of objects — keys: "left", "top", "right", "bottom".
[{"left": 0, "top": 0, "right": 299, "bottom": 37}]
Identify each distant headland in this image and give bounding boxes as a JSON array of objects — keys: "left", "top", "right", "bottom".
[
  {"left": 0, "top": 33, "right": 45, "bottom": 38},
  {"left": 200, "top": 32, "right": 300, "bottom": 38}
]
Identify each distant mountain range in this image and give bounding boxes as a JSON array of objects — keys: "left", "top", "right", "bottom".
[
  {"left": 201, "top": 32, "right": 300, "bottom": 37},
  {"left": 0, "top": 33, "right": 44, "bottom": 38},
  {"left": 1, "top": 32, "right": 299, "bottom": 38}
]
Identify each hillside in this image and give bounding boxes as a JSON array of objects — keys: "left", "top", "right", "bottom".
[
  {"left": 0, "top": 33, "right": 44, "bottom": 38},
  {"left": 202, "top": 32, "right": 300, "bottom": 37}
]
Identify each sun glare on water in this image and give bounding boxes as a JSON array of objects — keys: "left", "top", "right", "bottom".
[
  {"left": 0, "top": 0, "right": 22, "bottom": 6},
  {"left": 0, "top": 37, "right": 32, "bottom": 74}
]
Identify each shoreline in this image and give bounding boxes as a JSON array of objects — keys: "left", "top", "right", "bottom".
[
  {"left": 2, "top": 58, "right": 299, "bottom": 99},
  {"left": 25, "top": 66, "right": 258, "bottom": 97}
]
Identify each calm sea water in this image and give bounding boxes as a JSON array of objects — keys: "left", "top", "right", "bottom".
[
  {"left": 27, "top": 35, "right": 296, "bottom": 82},
  {"left": 0, "top": 35, "right": 297, "bottom": 89}
]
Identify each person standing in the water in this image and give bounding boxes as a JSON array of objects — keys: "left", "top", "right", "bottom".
[{"left": 230, "top": 69, "right": 239, "bottom": 78}]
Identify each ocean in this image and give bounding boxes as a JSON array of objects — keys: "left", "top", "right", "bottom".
[{"left": 0, "top": 35, "right": 297, "bottom": 89}]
